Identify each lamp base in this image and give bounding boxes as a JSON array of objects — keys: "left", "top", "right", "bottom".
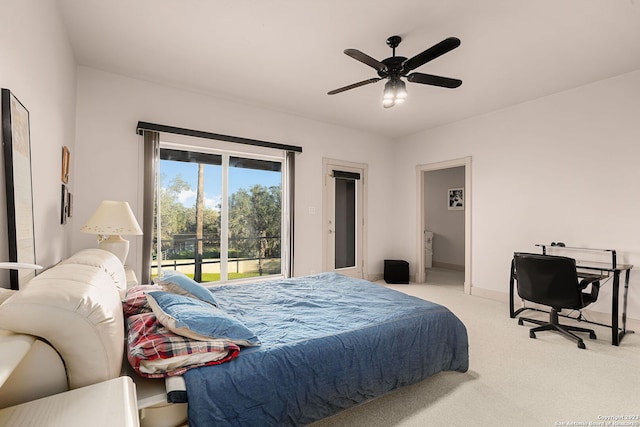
[{"left": 98, "top": 235, "right": 129, "bottom": 264}]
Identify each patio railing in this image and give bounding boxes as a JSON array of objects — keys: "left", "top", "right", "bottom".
[{"left": 152, "top": 234, "right": 281, "bottom": 281}]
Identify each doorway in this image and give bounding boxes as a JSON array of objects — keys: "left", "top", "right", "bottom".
[
  {"left": 323, "top": 158, "right": 367, "bottom": 278},
  {"left": 416, "top": 157, "right": 471, "bottom": 294}
]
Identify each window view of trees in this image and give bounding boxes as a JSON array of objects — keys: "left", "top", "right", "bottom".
[
  {"left": 153, "top": 152, "right": 282, "bottom": 283},
  {"left": 228, "top": 184, "right": 282, "bottom": 277}
]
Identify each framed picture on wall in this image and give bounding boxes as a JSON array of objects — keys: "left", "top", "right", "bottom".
[
  {"left": 1, "top": 88, "right": 38, "bottom": 290},
  {"left": 448, "top": 187, "right": 464, "bottom": 210},
  {"left": 67, "top": 192, "right": 73, "bottom": 218},
  {"left": 61, "top": 146, "right": 70, "bottom": 184},
  {"left": 60, "top": 184, "right": 68, "bottom": 224}
]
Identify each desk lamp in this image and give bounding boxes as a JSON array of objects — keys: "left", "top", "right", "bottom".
[{"left": 80, "top": 200, "right": 143, "bottom": 264}]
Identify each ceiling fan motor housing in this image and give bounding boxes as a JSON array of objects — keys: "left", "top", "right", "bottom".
[{"left": 378, "top": 56, "right": 407, "bottom": 78}]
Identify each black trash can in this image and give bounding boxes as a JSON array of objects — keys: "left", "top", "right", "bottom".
[{"left": 384, "top": 259, "right": 409, "bottom": 284}]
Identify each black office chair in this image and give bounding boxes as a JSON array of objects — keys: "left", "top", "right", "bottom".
[{"left": 513, "top": 252, "right": 601, "bottom": 349}]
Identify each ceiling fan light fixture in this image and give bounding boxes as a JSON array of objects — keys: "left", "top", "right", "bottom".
[
  {"left": 395, "top": 79, "right": 407, "bottom": 100},
  {"left": 382, "top": 78, "right": 407, "bottom": 108},
  {"left": 382, "top": 83, "right": 395, "bottom": 108},
  {"left": 383, "top": 79, "right": 394, "bottom": 95},
  {"left": 382, "top": 98, "right": 395, "bottom": 108}
]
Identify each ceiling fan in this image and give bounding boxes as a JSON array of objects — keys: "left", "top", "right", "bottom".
[{"left": 328, "top": 35, "right": 462, "bottom": 108}]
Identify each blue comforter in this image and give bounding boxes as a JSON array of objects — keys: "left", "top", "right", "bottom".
[{"left": 184, "top": 273, "right": 469, "bottom": 426}]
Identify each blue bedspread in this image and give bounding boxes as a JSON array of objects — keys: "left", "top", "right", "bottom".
[{"left": 184, "top": 272, "right": 469, "bottom": 426}]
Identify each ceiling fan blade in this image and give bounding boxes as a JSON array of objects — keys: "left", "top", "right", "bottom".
[
  {"left": 403, "top": 37, "right": 461, "bottom": 73},
  {"left": 327, "top": 78, "right": 382, "bottom": 95},
  {"left": 407, "top": 72, "right": 462, "bottom": 88},
  {"left": 344, "top": 49, "right": 387, "bottom": 72}
]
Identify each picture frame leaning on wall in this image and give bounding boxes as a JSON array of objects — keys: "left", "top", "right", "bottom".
[{"left": 2, "top": 88, "right": 38, "bottom": 290}]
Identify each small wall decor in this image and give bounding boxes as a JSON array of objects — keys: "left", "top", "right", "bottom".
[
  {"left": 60, "top": 147, "right": 72, "bottom": 224},
  {"left": 60, "top": 184, "right": 68, "bottom": 224},
  {"left": 61, "top": 146, "right": 70, "bottom": 184},
  {"left": 67, "top": 192, "right": 73, "bottom": 218},
  {"left": 448, "top": 187, "right": 464, "bottom": 210},
  {"left": 2, "top": 88, "right": 37, "bottom": 289}
]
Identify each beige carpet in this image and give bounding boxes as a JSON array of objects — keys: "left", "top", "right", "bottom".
[{"left": 311, "top": 268, "right": 640, "bottom": 427}]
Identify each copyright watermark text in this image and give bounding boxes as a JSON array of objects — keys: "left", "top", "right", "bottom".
[{"left": 555, "top": 415, "right": 640, "bottom": 426}]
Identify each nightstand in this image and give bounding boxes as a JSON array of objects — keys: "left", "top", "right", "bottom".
[{"left": 0, "top": 376, "right": 139, "bottom": 426}]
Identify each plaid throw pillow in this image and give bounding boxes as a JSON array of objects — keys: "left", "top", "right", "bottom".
[
  {"left": 126, "top": 312, "right": 240, "bottom": 378},
  {"left": 122, "top": 285, "right": 158, "bottom": 316}
]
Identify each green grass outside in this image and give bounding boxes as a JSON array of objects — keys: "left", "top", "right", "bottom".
[
  {"left": 200, "top": 272, "right": 263, "bottom": 282},
  {"left": 150, "top": 271, "right": 267, "bottom": 283}
]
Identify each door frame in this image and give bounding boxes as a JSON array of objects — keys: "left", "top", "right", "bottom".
[
  {"left": 416, "top": 156, "right": 471, "bottom": 294},
  {"left": 322, "top": 158, "right": 368, "bottom": 278}
]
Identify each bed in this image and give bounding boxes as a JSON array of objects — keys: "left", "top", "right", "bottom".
[{"left": 143, "top": 272, "right": 469, "bottom": 426}]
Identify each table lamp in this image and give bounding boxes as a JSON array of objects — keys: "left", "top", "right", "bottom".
[{"left": 80, "top": 200, "right": 143, "bottom": 264}]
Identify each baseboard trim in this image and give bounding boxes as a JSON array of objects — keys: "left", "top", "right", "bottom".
[
  {"left": 470, "top": 286, "right": 509, "bottom": 303},
  {"left": 431, "top": 262, "right": 464, "bottom": 272},
  {"left": 366, "top": 273, "right": 416, "bottom": 283},
  {"left": 472, "top": 287, "right": 640, "bottom": 332},
  {"left": 366, "top": 273, "right": 384, "bottom": 282}
]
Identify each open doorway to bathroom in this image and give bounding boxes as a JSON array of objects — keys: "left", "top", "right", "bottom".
[{"left": 416, "top": 157, "right": 471, "bottom": 294}]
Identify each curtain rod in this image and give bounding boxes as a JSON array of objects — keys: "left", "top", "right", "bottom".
[{"left": 136, "top": 121, "right": 303, "bottom": 153}]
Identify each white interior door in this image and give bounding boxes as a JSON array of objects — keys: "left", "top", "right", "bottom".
[{"left": 323, "top": 159, "right": 366, "bottom": 278}]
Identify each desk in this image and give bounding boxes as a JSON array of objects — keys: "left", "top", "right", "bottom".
[{"left": 509, "top": 245, "right": 634, "bottom": 346}]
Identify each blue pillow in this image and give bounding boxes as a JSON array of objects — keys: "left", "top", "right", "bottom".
[
  {"left": 146, "top": 291, "right": 260, "bottom": 347},
  {"left": 155, "top": 270, "right": 217, "bottom": 307}
]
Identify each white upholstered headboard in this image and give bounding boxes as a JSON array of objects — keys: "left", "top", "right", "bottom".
[{"left": 0, "top": 249, "right": 126, "bottom": 392}]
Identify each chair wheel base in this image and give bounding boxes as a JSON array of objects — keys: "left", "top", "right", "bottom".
[{"left": 517, "top": 314, "right": 596, "bottom": 349}]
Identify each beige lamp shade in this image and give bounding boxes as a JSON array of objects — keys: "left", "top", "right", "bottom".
[
  {"left": 80, "top": 201, "right": 143, "bottom": 264},
  {"left": 81, "top": 200, "right": 143, "bottom": 236}
]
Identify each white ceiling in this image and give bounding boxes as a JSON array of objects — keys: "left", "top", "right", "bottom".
[{"left": 57, "top": 0, "right": 640, "bottom": 139}]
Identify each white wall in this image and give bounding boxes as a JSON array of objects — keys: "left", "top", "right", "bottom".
[
  {"left": 6, "top": 3, "right": 636, "bottom": 320},
  {"left": 71, "top": 67, "right": 395, "bottom": 279},
  {"left": 392, "top": 69, "right": 640, "bottom": 320},
  {"left": 424, "top": 166, "right": 465, "bottom": 267},
  {"left": 0, "top": 0, "right": 77, "bottom": 287}
]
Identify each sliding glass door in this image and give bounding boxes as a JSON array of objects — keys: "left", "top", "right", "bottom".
[
  {"left": 152, "top": 147, "right": 284, "bottom": 283},
  {"left": 228, "top": 156, "right": 282, "bottom": 279}
]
